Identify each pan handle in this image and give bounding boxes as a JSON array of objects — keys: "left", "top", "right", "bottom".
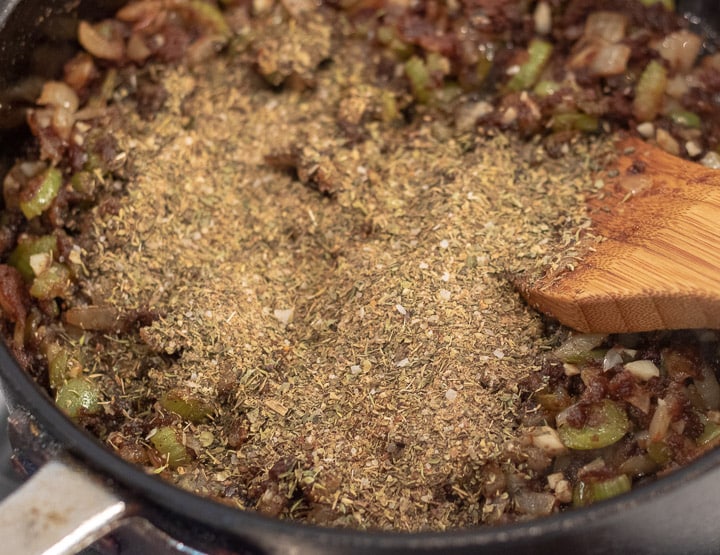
[{"left": 0, "top": 458, "right": 126, "bottom": 555}]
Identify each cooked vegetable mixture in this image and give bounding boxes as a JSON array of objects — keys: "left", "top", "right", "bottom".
[{"left": 1, "top": 0, "right": 720, "bottom": 531}]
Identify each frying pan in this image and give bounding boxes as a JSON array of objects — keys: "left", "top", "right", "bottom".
[{"left": 1, "top": 1, "right": 720, "bottom": 553}]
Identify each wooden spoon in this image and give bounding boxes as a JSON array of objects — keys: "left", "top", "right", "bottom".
[{"left": 520, "top": 136, "right": 720, "bottom": 333}]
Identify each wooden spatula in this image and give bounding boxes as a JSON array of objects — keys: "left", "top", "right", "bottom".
[{"left": 520, "top": 136, "right": 720, "bottom": 334}]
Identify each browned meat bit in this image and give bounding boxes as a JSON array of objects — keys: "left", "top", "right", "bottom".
[{"left": 0, "top": 264, "right": 29, "bottom": 323}]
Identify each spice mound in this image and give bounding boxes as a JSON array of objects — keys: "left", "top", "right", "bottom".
[{"left": 2, "top": 0, "right": 720, "bottom": 532}]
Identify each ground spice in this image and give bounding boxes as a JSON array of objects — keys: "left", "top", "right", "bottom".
[{"left": 66, "top": 25, "right": 617, "bottom": 530}]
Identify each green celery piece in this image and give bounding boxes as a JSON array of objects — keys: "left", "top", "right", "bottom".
[
  {"left": 506, "top": 39, "right": 553, "bottom": 92},
  {"left": 20, "top": 167, "right": 62, "bottom": 220}
]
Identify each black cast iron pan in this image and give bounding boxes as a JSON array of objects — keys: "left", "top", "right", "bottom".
[{"left": 0, "top": 1, "right": 720, "bottom": 553}]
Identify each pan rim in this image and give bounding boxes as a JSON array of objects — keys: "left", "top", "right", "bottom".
[
  {"left": 3, "top": 339, "right": 720, "bottom": 552},
  {"left": 1, "top": 0, "right": 720, "bottom": 551}
]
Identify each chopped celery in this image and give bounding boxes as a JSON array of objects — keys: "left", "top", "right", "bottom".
[
  {"left": 669, "top": 109, "right": 701, "bottom": 128},
  {"left": 426, "top": 52, "right": 450, "bottom": 76},
  {"left": 476, "top": 55, "right": 492, "bottom": 86},
  {"left": 70, "top": 171, "right": 98, "bottom": 196},
  {"left": 573, "top": 474, "right": 631, "bottom": 507},
  {"left": 552, "top": 112, "right": 599, "bottom": 133},
  {"left": 553, "top": 334, "right": 606, "bottom": 364},
  {"left": 160, "top": 389, "right": 214, "bottom": 423},
  {"left": 618, "top": 454, "right": 658, "bottom": 477},
  {"left": 639, "top": 0, "right": 674, "bottom": 10},
  {"left": 29, "top": 263, "right": 72, "bottom": 299},
  {"left": 647, "top": 441, "right": 671, "bottom": 464},
  {"left": 698, "top": 421, "right": 720, "bottom": 446},
  {"left": 434, "top": 82, "right": 463, "bottom": 106},
  {"left": 19, "top": 167, "right": 62, "bottom": 220},
  {"left": 376, "top": 25, "right": 413, "bottom": 59},
  {"left": 589, "top": 474, "right": 631, "bottom": 501},
  {"left": 534, "top": 79, "right": 561, "bottom": 97},
  {"left": 151, "top": 426, "right": 190, "bottom": 468},
  {"left": 185, "top": 1, "right": 231, "bottom": 38},
  {"left": 87, "top": 68, "right": 117, "bottom": 109},
  {"left": 45, "top": 342, "right": 70, "bottom": 390},
  {"left": 558, "top": 399, "right": 630, "bottom": 450},
  {"left": 633, "top": 60, "right": 667, "bottom": 122},
  {"left": 405, "top": 56, "right": 432, "bottom": 104},
  {"left": 380, "top": 91, "right": 400, "bottom": 123},
  {"left": 8, "top": 234, "right": 58, "bottom": 281},
  {"left": 506, "top": 39, "right": 553, "bottom": 92},
  {"left": 56, "top": 377, "right": 100, "bottom": 418},
  {"left": 376, "top": 25, "right": 395, "bottom": 45}
]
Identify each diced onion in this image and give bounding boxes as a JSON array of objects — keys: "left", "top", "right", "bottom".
[
  {"left": 664, "top": 74, "right": 690, "bottom": 99},
  {"left": 700, "top": 151, "right": 720, "bottom": 169},
  {"left": 588, "top": 43, "right": 631, "bottom": 77},
  {"left": 624, "top": 360, "right": 660, "bottom": 381},
  {"left": 116, "top": 0, "right": 163, "bottom": 23},
  {"left": 655, "top": 30, "right": 702, "bottom": 72},
  {"left": 583, "top": 11, "right": 628, "bottom": 43},
  {"left": 186, "top": 35, "right": 227, "bottom": 67},
  {"left": 649, "top": 398, "right": 671, "bottom": 442},
  {"left": 37, "top": 81, "right": 79, "bottom": 112},
  {"left": 655, "top": 128, "right": 680, "bottom": 156},
  {"left": 513, "top": 490, "right": 556, "bottom": 516},
  {"left": 626, "top": 389, "right": 652, "bottom": 414},
  {"left": 603, "top": 346, "right": 624, "bottom": 371},
  {"left": 28, "top": 252, "right": 52, "bottom": 276},
  {"left": 51, "top": 106, "right": 75, "bottom": 141},
  {"left": 78, "top": 20, "right": 125, "bottom": 61},
  {"left": 528, "top": 426, "right": 568, "bottom": 456},
  {"left": 533, "top": 1, "right": 552, "bottom": 35},
  {"left": 127, "top": 33, "right": 152, "bottom": 63},
  {"left": 63, "top": 53, "right": 97, "bottom": 93},
  {"left": 695, "top": 365, "right": 720, "bottom": 411}
]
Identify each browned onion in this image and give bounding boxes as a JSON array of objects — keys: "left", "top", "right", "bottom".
[
  {"left": 37, "top": 81, "right": 79, "bottom": 112},
  {"left": 186, "top": 35, "right": 226, "bottom": 66},
  {"left": 78, "top": 20, "right": 125, "bottom": 61},
  {"left": 116, "top": 0, "right": 163, "bottom": 23},
  {"left": 116, "top": 0, "right": 166, "bottom": 33},
  {"left": 64, "top": 53, "right": 98, "bottom": 93},
  {"left": 127, "top": 32, "right": 152, "bottom": 63},
  {"left": 64, "top": 305, "right": 123, "bottom": 331},
  {"left": 51, "top": 106, "right": 75, "bottom": 140}
]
